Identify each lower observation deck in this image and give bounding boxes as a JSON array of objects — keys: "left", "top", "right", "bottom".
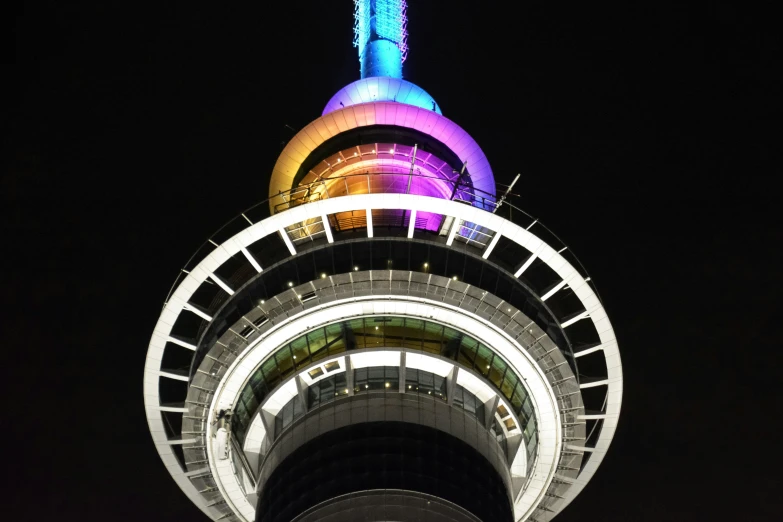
[{"left": 144, "top": 192, "right": 622, "bottom": 522}]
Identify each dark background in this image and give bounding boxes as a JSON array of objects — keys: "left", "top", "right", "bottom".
[{"left": 5, "top": 1, "right": 781, "bottom": 521}]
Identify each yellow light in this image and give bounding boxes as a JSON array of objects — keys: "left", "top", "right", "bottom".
[
  {"left": 321, "top": 273, "right": 326, "bottom": 278},
  {"left": 385, "top": 382, "right": 390, "bottom": 388}
]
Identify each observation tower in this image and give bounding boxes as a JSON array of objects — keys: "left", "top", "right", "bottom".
[{"left": 143, "top": 2, "right": 623, "bottom": 521}]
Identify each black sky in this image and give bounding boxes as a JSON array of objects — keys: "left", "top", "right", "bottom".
[{"left": 5, "top": 1, "right": 782, "bottom": 521}]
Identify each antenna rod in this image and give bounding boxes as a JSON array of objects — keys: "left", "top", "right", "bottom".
[
  {"left": 354, "top": 0, "right": 409, "bottom": 78},
  {"left": 493, "top": 174, "right": 521, "bottom": 213}
]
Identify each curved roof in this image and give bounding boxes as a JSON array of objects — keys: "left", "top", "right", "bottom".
[
  {"left": 269, "top": 102, "right": 495, "bottom": 204},
  {"left": 323, "top": 77, "right": 442, "bottom": 116}
]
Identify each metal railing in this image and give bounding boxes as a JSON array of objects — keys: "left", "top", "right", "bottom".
[{"left": 162, "top": 172, "right": 602, "bottom": 308}]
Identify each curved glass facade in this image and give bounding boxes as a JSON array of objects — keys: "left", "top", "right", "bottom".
[
  {"left": 232, "top": 316, "right": 538, "bottom": 461},
  {"left": 273, "top": 367, "right": 486, "bottom": 437}
]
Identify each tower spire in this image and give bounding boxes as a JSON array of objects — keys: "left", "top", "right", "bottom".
[{"left": 353, "top": 0, "right": 408, "bottom": 79}]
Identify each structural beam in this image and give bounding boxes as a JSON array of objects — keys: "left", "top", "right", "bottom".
[
  {"left": 241, "top": 247, "right": 262, "bottom": 273},
  {"left": 407, "top": 209, "right": 417, "bottom": 238},
  {"left": 514, "top": 253, "right": 537, "bottom": 278},
  {"left": 183, "top": 303, "right": 213, "bottom": 322},
  {"left": 541, "top": 279, "right": 568, "bottom": 301},
  {"left": 322, "top": 214, "right": 334, "bottom": 243},
  {"left": 482, "top": 232, "right": 502, "bottom": 259},
  {"left": 209, "top": 273, "right": 235, "bottom": 296},
  {"left": 167, "top": 336, "right": 197, "bottom": 351},
  {"left": 279, "top": 228, "right": 296, "bottom": 255}
]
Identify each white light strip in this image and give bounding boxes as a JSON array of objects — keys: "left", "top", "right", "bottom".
[
  {"left": 162, "top": 437, "right": 198, "bottom": 445},
  {"left": 321, "top": 214, "right": 334, "bottom": 243},
  {"left": 241, "top": 247, "right": 262, "bottom": 273},
  {"left": 560, "top": 310, "right": 589, "bottom": 328},
  {"left": 541, "top": 279, "right": 567, "bottom": 301},
  {"left": 279, "top": 228, "right": 296, "bottom": 255},
  {"left": 580, "top": 379, "right": 609, "bottom": 389},
  {"left": 446, "top": 217, "right": 460, "bottom": 246},
  {"left": 183, "top": 304, "right": 213, "bottom": 322},
  {"left": 407, "top": 209, "right": 417, "bottom": 238},
  {"left": 209, "top": 273, "right": 235, "bottom": 296},
  {"left": 482, "top": 231, "right": 502, "bottom": 259},
  {"left": 514, "top": 253, "right": 537, "bottom": 277},
  {"left": 577, "top": 413, "right": 608, "bottom": 420},
  {"left": 159, "top": 370, "right": 190, "bottom": 382},
  {"left": 167, "top": 336, "right": 197, "bottom": 351},
  {"left": 366, "top": 208, "right": 373, "bottom": 237},
  {"left": 573, "top": 344, "right": 604, "bottom": 358},
  {"left": 157, "top": 405, "right": 188, "bottom": 412},
  {"left": 566, "top": 445, "right": 597, "bottom": 453}
]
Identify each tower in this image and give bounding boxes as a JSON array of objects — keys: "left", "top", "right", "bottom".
[{"left": 143, "top": 2, "right": 623, "bottom": 520}]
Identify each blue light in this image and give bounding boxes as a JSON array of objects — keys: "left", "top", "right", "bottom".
[{"left": 354, "top": 0, "right": 408, "bottom": 79}]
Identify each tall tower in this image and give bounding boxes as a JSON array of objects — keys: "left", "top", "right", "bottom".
[{"left": 143, "top": 2, "right": 623, "bottom": 521}]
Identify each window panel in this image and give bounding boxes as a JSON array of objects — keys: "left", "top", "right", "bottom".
[
  {"left": 474, "top": 344, "right": 493, "bottom": 377},
  {"left": 347, "top": 319, "right": 366, "bottom": 348},
  {"left": 325, "top": 323, "right": 346, "bottom": 354},
  {"left": 275, "top": 345, "right": 295, "bottom": 378},
  {"left": 501, "top": 371, "right": 518, "bottom": 401},
  {"left": 457, "top": 337, "right": 478, "bottom": 367},
  {"left": 261, "top": 357, "right": 281, "bottom": 389},
  {"left": 290, "top": 336, "right": 309, "bottom": 368},
  {"left": 402, "top": 318, "right": 424, "bottom": 349},
  {"left": 489, "top": 354, "right": 507, "bottom": 388},
  {"left": 307, "top": 328, "right": 329, "bottom": 361},
  {"left": 421, "top": 321, "right": 444, "bottom": 355}
]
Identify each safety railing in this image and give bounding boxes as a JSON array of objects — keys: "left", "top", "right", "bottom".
[{"left": 162, "top": 172, "right": 601, "bottom": 307}]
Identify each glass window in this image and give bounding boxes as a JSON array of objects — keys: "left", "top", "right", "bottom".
[
  {"left": 457, "top": 337, "right": 478, "bottom": 367},
  {"left": 347, "top": 319, "right": 366, "bottom": 348},
  {"left": 488, "top": 354, "right": 507, "bottom": 388},
  {"left": 307, "top": 328, "right": 329, "bottom": 361},
  {"left": 261, "top": 357, "right": 281, "bottom": 389},
  {"left": 402, "top": 318, "right": 424, "bottom": 349},
  {"left": 522, "top": 397, "right": 533, "bottom": 419},
  {"left": 230, "top": 315, "right": 536, "bottom": 458},
  {"left": 501, "top": 371, "right": 518, "bottom": 401},
  {"left": 383, "top": 317, "right": 406, "bottom": 348},
  {"left": 363, "top": 318, "right": 385, "bottom": 348},
  {"left": 275, "top": 345, "right": 295, "bottom": 378},
  {"left": 325, "top": 323, "right": 346, "bottom": 354},
  {"left": 511, "top": 386, "right": 525, "bottom": 417},
  {"left": 474, "top": 344, "right": 493, "bottom": 377},
  {"left": 441, "top": 327, "right": 462, "bottom": 360},
  {"left": 421, "top": 321, "right": 444, "bottom": 354},
  {"left": 290, "top": 336, "right": 309, "bottom": 368}
]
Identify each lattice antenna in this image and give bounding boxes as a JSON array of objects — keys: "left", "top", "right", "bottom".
[{"left": 353, "top": 0, "right": 408, "bottom": 77}]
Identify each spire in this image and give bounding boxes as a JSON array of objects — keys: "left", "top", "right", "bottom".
[{"left": 353, "top": 0, "right": 408, "bottom": 79}]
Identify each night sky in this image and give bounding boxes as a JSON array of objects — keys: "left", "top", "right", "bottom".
[{"left": 6, "top": 2, "right": 781, "bottom": 521}]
